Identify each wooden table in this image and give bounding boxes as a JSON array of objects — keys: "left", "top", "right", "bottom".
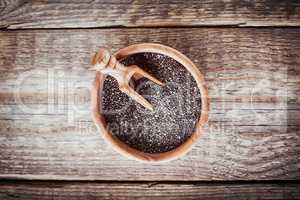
[{"left": 0, "top": 1, "right": 300, "bottom": 199}]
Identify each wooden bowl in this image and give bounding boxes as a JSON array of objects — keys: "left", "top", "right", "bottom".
[{"left": 91, "top": 43, "right": 209, "bottom": 162}]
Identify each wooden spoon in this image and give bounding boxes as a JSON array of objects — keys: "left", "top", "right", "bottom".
[{"left": 90, "top": 48, "right": 164, "bottom": 111}]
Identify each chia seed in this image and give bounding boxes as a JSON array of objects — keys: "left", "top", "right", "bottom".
[{"left": 101, "top": 53, "right": 201, "bottom": 153}]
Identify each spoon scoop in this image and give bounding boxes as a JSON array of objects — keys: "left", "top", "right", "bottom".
[{"left": 90, "top": 48, "right": 164, "bottom": 111}]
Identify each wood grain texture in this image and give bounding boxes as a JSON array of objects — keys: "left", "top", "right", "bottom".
[
  {"left": 0, "top": 0, "right": 300, "bottom": 29},
  {"left": 0, "top": 123, "right": 299, "bottom": 180},
  {"left": 0, "top": 181, "right": 300, "bottom": 200},
  {"left": 0, "top": 28, "right": 299, "bottom": 180}
]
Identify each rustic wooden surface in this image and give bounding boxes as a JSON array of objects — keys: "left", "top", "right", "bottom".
[
  {"left": 0, "top": 0, "right": 300, "bottom": 199},
  {"left": 0, "top": 181, "right": 300, "bottom": 200},
  {"left": 0, "top": 0, "right": 300, "bottom": 28},
  {"left": 0, "top": 28, "right": 299, "bottom": 181}
]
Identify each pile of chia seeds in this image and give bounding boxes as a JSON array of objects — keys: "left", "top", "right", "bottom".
[{"left": 101, "top": 53, "right": 201, "bottom": 153}]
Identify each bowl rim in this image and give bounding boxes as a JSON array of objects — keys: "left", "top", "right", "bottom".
[{"left": 91, "top": 43, "right": 209, "bottom": 162}]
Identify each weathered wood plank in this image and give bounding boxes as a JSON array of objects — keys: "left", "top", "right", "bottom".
[
  {"left": 0, "top": 124, "right": 299, "bottom": 180},
  {"left": 0, "top": 28, "right": 299, "bottom": 116},
  {"left": 0, "top": 0, "right": 300, "bottom": 29},
  {"left": 1, "top": 105, "right": 300, "bottom": 126},
  {"left": 0, "top": 181, "right": 300, "bottom": 200},
  {"left": 0, "top": 28, "right": 299, "bottom": 180}
]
